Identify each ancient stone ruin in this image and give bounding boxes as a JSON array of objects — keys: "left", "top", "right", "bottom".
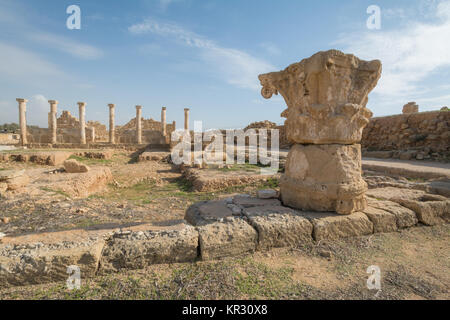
[
  {"left": 259, "top": 50, "right": 382, "bottom": 214},
  {"left": 13, "top": 100, "right": 184, "bottom": 148}
]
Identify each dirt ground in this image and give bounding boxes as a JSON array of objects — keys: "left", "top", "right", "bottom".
[
  {"left": 1, "top": 224, "right": 448, "bottom": 300},
  {"left": 0, "top": 151, "right": 278, "bottom": 236}
]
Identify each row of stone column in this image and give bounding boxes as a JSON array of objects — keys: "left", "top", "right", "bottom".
[{"left": 16, "top": 98, "right": 190, "bottom": 146}]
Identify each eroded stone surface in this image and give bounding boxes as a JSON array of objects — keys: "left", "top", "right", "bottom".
[
  {"left": 257, "top": 189, "right": 279, "bottom": 199},
  {"left": 301, "top": 211, "right": 373, "bottom": 241},
  {"left": 258, "top": 50, "right": 381, "bottom": 144},
  {"left": 185, "top": 200, "right": 236, "bottom": 226},
  {"left": 64, "top": 159, "right": 90, "bottom": 173},
  {"left": 281, "top": 144, "right": 367, "bottom": 214},
  {"left": 197, "top": 217, "right": 258, "bottom": 261},
  {"left": 232, "top": 195, "right": 281, "bottom": 208},
  {"left": 363, "top": 206, "right": 397, "bottom": 233},
  {"left": 367, "top": 198, "right": 418, "bottom": 228},
  {"left": 99, "top": 223, "right": 199, "bottom": 273},
  {"left": 0, "top": 229, "right": 105, "bottom": 288},
  {"left": 243, "top": 205, "right": 313, "bottom": 250}
]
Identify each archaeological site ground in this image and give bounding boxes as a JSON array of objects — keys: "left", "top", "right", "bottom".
[{"left": 0, "top": 1, "right": 449, "bottom": 308}]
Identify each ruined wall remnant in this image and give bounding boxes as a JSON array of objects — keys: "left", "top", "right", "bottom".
[
  {"left": 362, "top": 110, "right": 450, "bottom": 161},
  {"left": 402, "top": 102, "right": 419, "bottom": 114},
  {"left": 259, "top": 50, "right": 382, "bottom": 214}
]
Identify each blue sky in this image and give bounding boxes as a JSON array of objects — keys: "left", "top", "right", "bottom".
[{"left": 1, "top": 0, "right": 450, "bottom": 129}]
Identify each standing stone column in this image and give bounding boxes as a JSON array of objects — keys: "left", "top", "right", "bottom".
[
  {"left": 78, "top": 102, "right": 87, "bottom": 144},
  {"left": 16, "top": 98, "right": 28, "bottom": 146},
  {"left": 184, "top": 108, "right": 190, "bottom": 131},
  {"left": 90, "top": 127, "right": 96, "bottom": 143},
  {"left": 108, "top": 104, "right": 116, "bottom": 144},
  {"left": 136, "top": 105, "right": 142, "bottom": 144},
  {"left": 161, "top": 107, "right": 167, "bottom": 136},
  {"left": 259, "top": 50, "right": 382, "bottom": 215},
  {"left": 48, "top": 100, "right": 58, "bottom": 144}
]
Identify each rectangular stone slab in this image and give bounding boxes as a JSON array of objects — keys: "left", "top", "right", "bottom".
[
  {"left": 367, "top": 198, "right": 418, "bottom": 228},
  {"left": 243, "top": 205, "right": 313, "bottom": 250},
  {"left": 197, "top": 218, "right": 257, "bottom": 261},
  {"left": 300, "top": 211, "right": 374, "bottom": 241},
  {"left": 99, "top": 223, "right": 199, "bottom": 273},
  {"left": 363, "top": 207, "right": 398, "bottom": 233}
]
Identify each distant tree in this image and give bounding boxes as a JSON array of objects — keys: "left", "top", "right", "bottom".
[{"left": 0, "top": 123, "right": 19, "bottom": 133}]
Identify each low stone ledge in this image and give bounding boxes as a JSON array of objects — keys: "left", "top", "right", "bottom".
[
  {"left": 0, "top": 229, "right": 106, "bottom": 288},
  {"left": 243, "top": 205, "right": 313, "bottom": 250},
  {"left": 363, "top": 206, "right": 398, "bottom": 233},
  {"left": 232, "top": 195, "right": 281, "bottom": 208},
  {"left": 367, "top": 187, "right": 449, "bottom": 226},
  {"left": 196, "top": 217, "right": 258, "bottom": 261},
  {"left": 367, "top": 198, "right": 418, "bottom": 228},
  {"left": 392, "top": 198, "right": 450, "bottom": 226},
  {"left": 99, "top": 223, "right": 199, "bottom": 273},
  {"left": 300, "top": 211, "right": 374, "bottom": 241}
]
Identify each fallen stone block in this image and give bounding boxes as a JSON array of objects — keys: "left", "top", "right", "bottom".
[
  {"left": 99, "top": 223, "right": 199, "bottom": 273},
  {"left": 367, "top": 198, "right": 418, "bottom": 228},
  {"left": 64, "top": 159, "right": 90, "bottom": 173},
  {"left": 0, "top": 230, "right": 105, "bottom": 288},
  {"left": 363, "top": 206, "right": 398, "bottom": 233},
  {"left": 0, "top": 169, "right": 25, "bottom": 181},
  {"left": 197, "top": 218, "right": 258, "bottom": 261},
  {"left": 243, "top": 205, "right": 313, "bottom": 250},
  {"left": 301, "top": 212, "right": 373, "bottom": 241}
]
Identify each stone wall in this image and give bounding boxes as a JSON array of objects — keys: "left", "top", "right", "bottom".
[
  {"left": 362, "top": 110, "right": 450, "bottom": 161},
  {"left": 0, "top": 133, "right": 19, "bottom": 145}
]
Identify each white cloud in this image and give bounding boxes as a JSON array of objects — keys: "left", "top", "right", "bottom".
[
  {"left": 29, "top": 33, "right": 103, "bottom": 60},
  {"left": 335, "top": 0, "right": 450, "bottom": 98},
  {"left": 0, "top": 42, "right": 65, "bottom": 79},
  {"left": 27, "top": 94, "right": 51, "bottom": 127},
  {"left": 129, "top": 19, "right": 276, "bottom": 90}
]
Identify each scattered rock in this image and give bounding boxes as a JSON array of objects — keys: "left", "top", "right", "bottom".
[
  {"left": 64, "top": 159, "right": 90, "bottom": 173},
  {"left": 6, "top": 174, "right": 30, "bottom": 191}
]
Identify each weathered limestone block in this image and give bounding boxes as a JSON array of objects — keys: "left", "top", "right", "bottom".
[
  {"left": 64, "top": 159, "right": 90, "bottom": 173},
  {"left": 99, "top": 224, "right": 199, "bottom": 273},
  {"left": 185, "top": 200, "right": 236, "bottom": 226},
  {"left": 281, "top": 144, "right": 367, "bottom": 214},
  {"left": 0, "top": 230, "right": 105, "bottom": 288},
  {"left": 393, "top": 198, "right": 450, "bottom": 226},
  {"left": 196, "top": 217, "right": 258, "bottom": 261},
  {"left": 301, "top": 211, "right": 373, "bottom": 241},
  {"left": 402, "top": 102, "right": 419, "bottom": 114},
  {"left": 367, "top": 198, "right": 418, "bottom": 228},
  {"left": 366, "top": 187, "right": 449, "bottom": 226},
  {"left": 259, "top": 50, "right": 381, "bottom": 144},
  {"left": 363, "top": 206, "right": 397, "bottom": 233},
  {"left": 243, "top": 205, "right": 313, "bottom": 250}
]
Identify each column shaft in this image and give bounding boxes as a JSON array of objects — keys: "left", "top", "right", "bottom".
[
  {"left": 78, "top": 102, "right": 86, "bottom": 144},
  {"left": 108, "top": 104, "right": 115, "bottom": 144},
  {"left": 16, "top": 98, "right": 28, "bottom": 146},
  {"left": 161, "top": 107, "right": 167, "bottom": 136},
  {"left": 48, "top": 100, "right": 58, "bottom": 144},
  {"left": 184, "top": 108, "right": 190, "bottom": 131}
]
